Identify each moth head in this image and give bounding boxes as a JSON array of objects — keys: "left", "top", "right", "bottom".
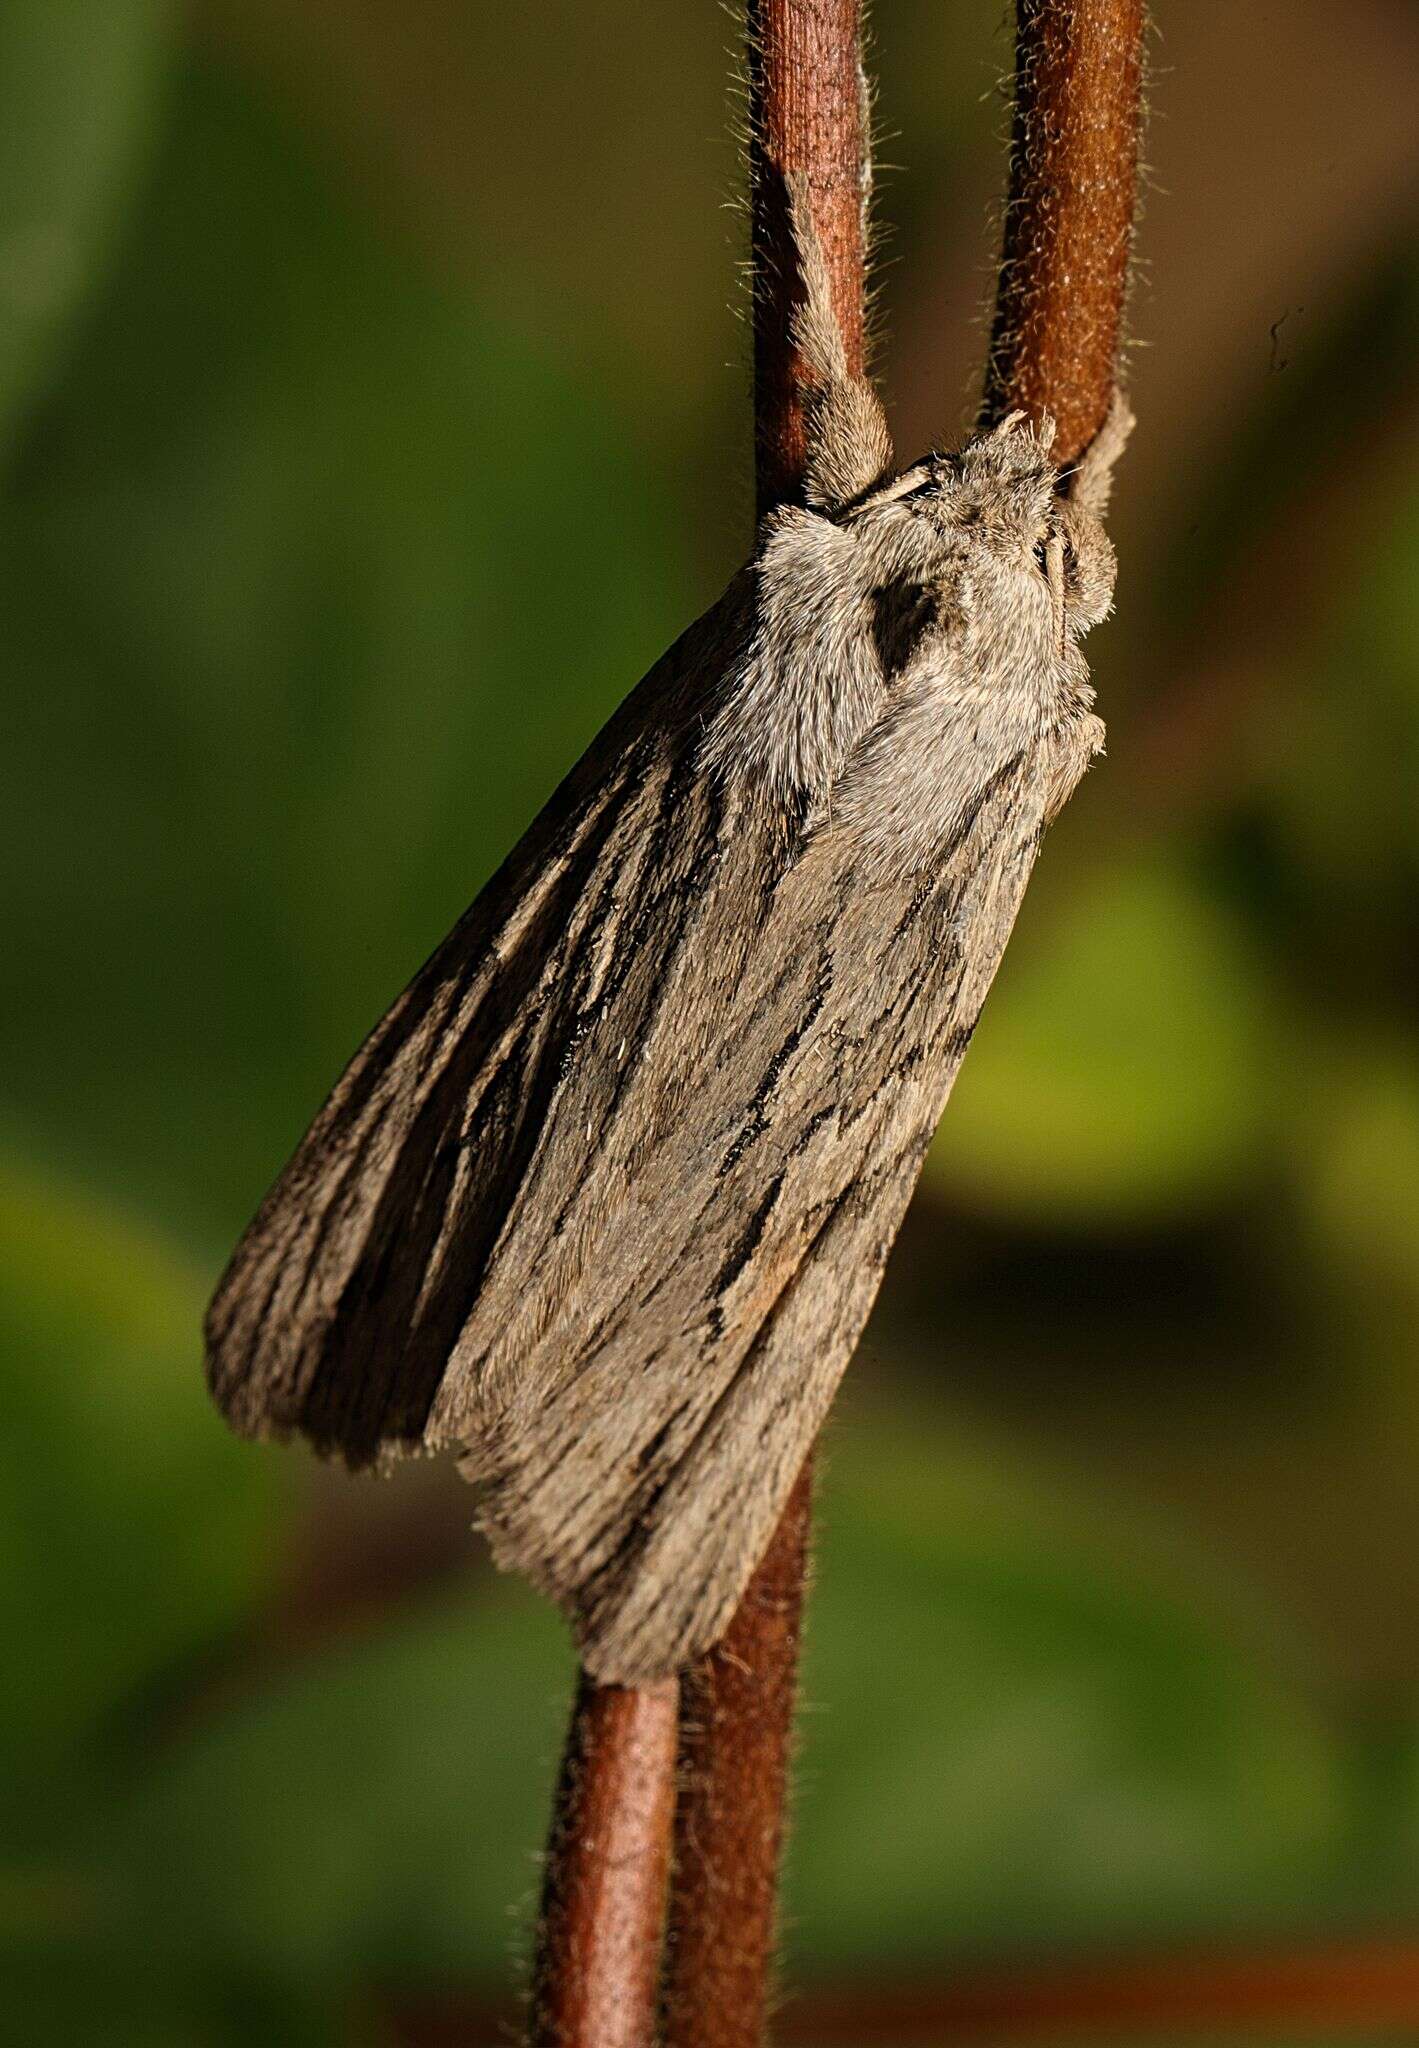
[
  {"left": 967, "top": 413, "right": 1119, "bottom": 641},
  {"left": 864, "top": 411, "right": 1049, "bottom": 521},
  {"left": 861, "top": 411, "right": 1115, "bottom": 644}
]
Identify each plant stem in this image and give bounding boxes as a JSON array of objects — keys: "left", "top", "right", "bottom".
[
  {"left": 746, "top": 0, "right": 868, "bottom": 515},
  {"left": 659, "top": 7, "right": 867, "bottom": 2043},
  {"left": 772, "top": 1936, "right": 1419, "bottom": 2043},
  {"left": 660, "top": 1461, "right": 816, "bottom": 2048},
  {"left": 983, "top": 0, "right": 1145, "bottom": 464},
  {"left": 529, "top": 6, "right": 866, "bottom": 2037},
  {"left": 529, "top": 1674, "right": 679, "bottom": 2048}
]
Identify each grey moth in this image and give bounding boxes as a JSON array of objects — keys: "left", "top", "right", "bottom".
[{"left": 206, "top": 209, "right": 1130, "bottom": 1684}]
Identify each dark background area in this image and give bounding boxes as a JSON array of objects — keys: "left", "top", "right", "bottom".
[{"left": 3, "top": 2, "right": 1418, "bottom": 2041}]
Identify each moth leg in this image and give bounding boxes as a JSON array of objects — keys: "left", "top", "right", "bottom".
[{"left": 783, "top": 172, "right": 894, "bottom": 512}]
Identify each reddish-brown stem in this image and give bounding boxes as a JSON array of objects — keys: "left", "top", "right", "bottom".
[
  {"left": 777, "top": 1937, "right": 1419, "bottom": 2043},
  {"left": 395, "top": 1934, "right": 1419, "bottom": 2046},
  {"left": 982, "top": 0, "right": 1145, "bottom": 464},
  {"left": 658, "top": 8, "right": 866, "bottom": 2043},
  {"left": 660, "top": 1460, "right": 817, "bottom": 2048},
  {"left": 747, "top": 0, "right": 868, "bottom": 512},
  {"left": 529, "top": 1675, "right": 680, "bottom": 2048},
  {"left": 529, "top": 11, "right": 864, "bottom": 2039}
]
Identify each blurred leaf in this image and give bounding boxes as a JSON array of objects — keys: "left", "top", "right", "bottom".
[
  {"left": 927, "top": 853, "right": 1282, "bottom": 1224},
  {"left": 0, "top": 1153, "right": 281, "bottom": 1789},
  {"left": 68, "top": 1414, "right": 1383, "bottom": 2014},
  {"left": 0, "top": 51, "right": 698, "bottom": 1251},
  {"left": 0, "top": 1938, "right": 348, "bottom": 2048},
  {"left": 786, "top": 1417, "right": 1357, "bottom": 1972},
  {"left": 1268, "top": 472, "right": 1419, "bottom": 931},
  {"left": 0, "top": 0, "right": 174, "bottom": 449},
  {"left": 97, "top": 1580, "right": 573, "bottom": 1994},
  {"left": 1299, "top": 1039, "right": 1419, "bottom": 1307}
]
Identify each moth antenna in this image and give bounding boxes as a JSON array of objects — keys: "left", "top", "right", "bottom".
[{"left": 783, "top": 170, "right": 894, "bottom": 511}]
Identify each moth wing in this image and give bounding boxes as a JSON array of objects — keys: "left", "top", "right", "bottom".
[
  {"left": 208, "top": 564, "right": 1073, "bottom": 1684},
  {"left": 204, "top": 603, "right": 736, "bottom": 1467},
  {"left": 562, "top": 1141, "right": 928, "bottom": 1681},
  {"left": 443, "top": 737, "right": 1051, "bottom": 1681}
]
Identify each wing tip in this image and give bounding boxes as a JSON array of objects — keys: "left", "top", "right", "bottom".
[{"left": 204, "top": 1292, "right": 436, "bottom": 1476}]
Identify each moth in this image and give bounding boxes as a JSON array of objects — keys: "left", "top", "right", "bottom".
[{"left": 206, "top": 202, "right": 1130, "bottom": 1684}]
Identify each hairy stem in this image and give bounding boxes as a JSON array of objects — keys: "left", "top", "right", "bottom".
[
  {"left": 661, "top": 1461, "right": 816, "bottom": 2047},
  {"left": 529, "top": 1675, "right": 679, "bottom": 2048},
  {"left": 528, "top": 5, "right": 865, "bottom": 2037},
  {"left": 983, "top": 0, "right": 1145, "bottom": 463},
  {"left": 658, "top": 7, "right": 867, "bottom": 2043},
  {"left": 748, "top": 0, "right": 868, "bottom": 514}
]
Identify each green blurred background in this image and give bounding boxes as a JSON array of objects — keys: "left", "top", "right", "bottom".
[{"left": 3, "top": 2, "right": 1418, "bottom": 2042}]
